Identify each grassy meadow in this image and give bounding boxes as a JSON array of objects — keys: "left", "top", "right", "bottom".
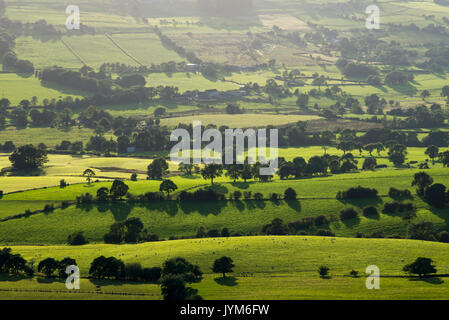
[{"left": 3, "top": 236, "right": 449, "bottom": 299}]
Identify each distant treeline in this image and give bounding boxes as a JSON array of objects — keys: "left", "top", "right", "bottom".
[
  {"left": 197, "top": 0, "right": 253, "bottom": 15},
  {"left": 0, "top": 18, "right": 35, "bottom": 74},
  {"left": 435, "top": 0, "right": 449, "bottom": 6},
  {"left": 153, "top": 26, "right": 201, "bottom": 64}
]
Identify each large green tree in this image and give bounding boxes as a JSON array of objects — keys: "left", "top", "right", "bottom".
[
  {"left": 147, "top": 158, "right": 169, "bottom": 180},
  {"left": 212, "top": 256, "right": 235, "bottom": 278},
  {"left": 83, "top": 169, "right": 96, "bottom": 185},
  {"left": 159, "top": 179, "right": 178, "bottom": 197},
  {"left": 9, "top": 144, "right": 48, "bottom": 171},
  {"left": 412, "top": 172, "right": 434, "bottom": 196},
  {"left": 403, "top": 257, "right": 436, "bottom": 278},
  {"left": 201, "top": 164, "right": 223, "bottom": 185},
  {"left": 110, "top": 179, "right": 129, "bottom": 200}
]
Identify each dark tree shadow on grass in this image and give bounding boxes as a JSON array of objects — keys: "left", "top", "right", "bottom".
[
  {"left": 37, "top": 277, "right": 64, "bottom": 284},
  {"left": 109, "top": 202, "right": 134, "bottom": 221},
  {"left": 427, "top": 207, "right": 449, "bottom": 229},
  {"left": 154, "top": 200, "right": 179, "bottom": 217},
  {"left": 231, "top": 182, "right": 250, "bottom": 190},
  {"left": 338, "top": 197, "right": 383, "bottom": 209},
  {"left": 389, "top": 83, "right": 418, "bottom": 96},
  {"left": 206, "top": 184, "right": 229, "bottom": 194},
  {"left": 390, "top": 195, "right": 414, "bottom": 201},
  {"left": 0, "top": 274, "right": 28, "bottom": 282},
  {"left": 409, "top": 277, "right": 444, "bottom": 285},
  {"left": 244, "top": 200, "right": 256, "bottom": 210},
  {"left": 340, "top": 217, "right": 361, "bottom": 228},
  {"left": 9, "top": 168, "right": 46, "bottom": 177},
  {"left": 363, "top": 212, "right": 380, "bottom": 221},
  {"left": 89, "top": 279, "right": 138, "bottom": 287},
  {"left": 270, "top": 199, "right": 281, "bottom": 207},
  {"left": 77, "top": 203, "right": 95, "bottom": 213},
  {"left": 286, "top": 200, "right": 301, "bottom": 212},
  {"left": 233, "top": 200, "right": 245, "bottom": 212},
  {"left": 178, "top": 200, "right": 228, "bottom": 216},
  {"left": 255, "top": 200, "right": 266, "bottom": 210},
  {"left": 180, "top": 174, "right": 201, "bottom": 180},
  {"left": 214, "top": 276, "right": 238, "bottom": 286}
]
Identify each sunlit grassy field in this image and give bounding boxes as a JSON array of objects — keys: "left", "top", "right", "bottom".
[
  {"left": 0, "top": 164, "right": 447, "bottom": 244},
  {"left": 0, "top": 74, "right": 84, "bottom": 105},
  {"left": 160, "top": 114, "right": 323, "bottom": 128},
  {"left": 0, "top": 127, "right": 108, "bottom": 149},
  {"left": 3, "top": 236, "right": 449, "bottom": 299}
]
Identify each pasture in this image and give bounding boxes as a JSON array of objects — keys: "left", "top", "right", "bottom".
[
  {"left": 0, "top": 127, "right": 107, "bottom": 149},
  {"left": 160, "top": 114, "right": 323, "bottom": 128},
  {"left": 0, "top": 165, "right": 448, "bottom": 243},
  {"left": 3, "top": 236, "right": 449, "bottom": 299},
  {"left": 0, "top": 74, "right": 84, "bottom": 105},
  {"left": 0, "top": 153, "right": 180, "bottom": 193}
]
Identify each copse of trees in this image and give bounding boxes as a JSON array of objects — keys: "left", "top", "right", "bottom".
[
  {"left": 212, "top": 256, "right": 234, "bottom": 278},
  {"left": 116, "top": 74, "right": 146, "bottom": 88},
  {"left": 9, "top": 144, "right": 48, "bottom": 172},
  {"left": 89, "top": 256, "right": 124, "bottom": 280},
  {"left": 388, "top": 144, "right": 408, "bottom": 167},
  {"left": 109, "top": 179, "right": 129, "bottom": 200},
  {"left": 160, "top": 274, "right": 200, "bottom": 300},
  {"left": 288, "top": 215, "right": 332, "bottom": 233},
  {"left": 104, "top": 217, "right": 146, "bottom": 244},
  {"left": 161, "top": 257, "right": 203, "bottom": 283},
  {"left": 411, "top": 172, "right": 449, "bottom": 208},
  {"left": 336, "top": 186, "right": 378, "bottom": 199},
  {"left": 88, "top": 255, "right": 162, "bottom": 282},
  {"left": 382, "top": 202, "right": 416, "bottom": 215},
  {"left": 424, "top": 183, "right": 447, "bottom": 208},
  {"left": 147, "top": 158, "right": 169, "bottom": 180},
  {"left": 412, "top": 171, "right": 434, "bottom": 196},
  {"left": 403, "top": 257, "right": 436, "bottom": 278},
  {"left": 339, "top": 208, "right": 358, "bottom": 220},
  {"left": 388, "top": 188, "right": 412, "bottom": 198},
  {"left": 337, "top": 59, "right": 378, "bottom": 78},
  {"left": 385, "top": 70, "right": 413, "bottom": 86},
  {"left": 67, "top": 232, "right": 89, "bottom": 246},
  {"left": 39, "top": 67, "right": 112, "bottom": 94},
  {"left": 0, "top": 248, "right": 33, "bottom": 276},
  {"left": 178, "top": 188, "right": 225, "bottom": 201},
  {"left": 262, "top": 218, "right": 288, "bottom": 235},
  {"left": 35, "top": 256, "right": 77, "bottom": 278}
]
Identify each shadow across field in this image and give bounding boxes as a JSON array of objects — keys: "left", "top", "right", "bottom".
[
  {"left": 214, "top": 276, "right": 238, "bottom": 286},
  {"left": 74, "top": 198, "right": 300, "bottom": 221},
  {"left": 409, "top": 277, "right": 445, "bottom": 285}
]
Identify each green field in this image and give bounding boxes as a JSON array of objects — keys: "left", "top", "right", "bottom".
[
  {"left": 160, "top": 114, "right": 323, "bottom": 128},
  {"left": 0, "top": 163, "right": 447, "bottom": 244},
  {"left": 15, "top": 37, "right": 83, "bottom": 69},
  {"left": 0, "top": 74, "right": 84, "bottom": 105},
  {"left": 0, "top": 153, "right": 182, "bottom": 193},
  {"left": 147, "top": 73, "right": 239, "bottom": 92},
  {"left": 3, "top": 236, "right": 449, "bottom": 299}
]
